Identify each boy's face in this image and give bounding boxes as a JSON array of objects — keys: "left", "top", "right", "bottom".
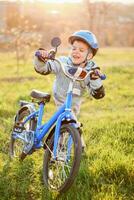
[{"left": 70, "top": 40, "right": 93, "bottom": 66}]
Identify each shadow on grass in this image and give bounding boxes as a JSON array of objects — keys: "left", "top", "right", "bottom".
[
  {"left": 0, "top": 151, "right": 133, "bottom": 200},
  {"left": 0, "top": 158, "right": 36, "bottom": 200},
  {"left": 0, "top": 156, "right": 57, "bottom": 200},
  {"left": 54, "top": 152, "right": 134, "bottom": 200},
  {"left": 48, "top": 154, "right": 94, "bottom": 200}
]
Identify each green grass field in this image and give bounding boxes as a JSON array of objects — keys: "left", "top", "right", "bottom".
[{"left": 0, "top": 48, "right": 134, "bottom": 200}]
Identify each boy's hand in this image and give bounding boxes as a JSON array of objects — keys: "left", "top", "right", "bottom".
[
  {"left": 35, "top": 49, "right": 49, "bottom": 62},
  {"left": 38, "top": 49, "right": 49, "bottom": 59},
  {"left": 90, "top": 69, "right": 106, "bottom": 80},
  {"left": 90, "top": 69, "right": 101, "bottom": 80}
]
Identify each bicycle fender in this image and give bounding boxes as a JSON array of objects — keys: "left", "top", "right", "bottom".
[
  {"left": 61, "top": 119, "right": 77, "bottom": 125},
  {"left": 15, "top": 104, "right": 36, "bottom": 122},
  {"left": 43, "top": 119, "right": 77, "bottom": 150}
]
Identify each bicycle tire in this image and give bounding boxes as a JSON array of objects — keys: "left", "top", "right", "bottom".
[
  {"left": 43, "top": 124, "right": 82, "bottom": 193},
  {"left": 9, "top": 109, "right": 36, "bottom": 160}
]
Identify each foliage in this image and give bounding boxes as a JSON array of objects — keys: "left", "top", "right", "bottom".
[
  {"left": 0, "top": 1, "right": 134, "bottom": 50},
  {"left": 0, "top": 48, "right": 134, "bottom": 199}
]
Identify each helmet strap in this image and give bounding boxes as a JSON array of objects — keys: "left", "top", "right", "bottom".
[{"left": 71, "top": 49, "right": 92, "bottom": 67}]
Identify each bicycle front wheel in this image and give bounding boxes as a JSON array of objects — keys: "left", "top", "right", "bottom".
[{"left": 43, "top": 124, "right": 82, "bottom": 193}]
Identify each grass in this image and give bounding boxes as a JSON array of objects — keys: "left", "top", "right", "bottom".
[{"left": 0, "top": 48, "right": 134, "bottom": 200}]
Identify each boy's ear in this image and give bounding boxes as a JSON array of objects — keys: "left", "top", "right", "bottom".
[{"left": 87, "top": 52, "right": 93, "bottom": 60}]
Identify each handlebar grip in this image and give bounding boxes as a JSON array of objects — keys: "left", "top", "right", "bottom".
[
  {"left": 95, "top": 70, "right": 106, "bottom": 80},
  {"left": 35, "top": 51, "right": 46, "bottom": 62},
  {"left": 35, "top": 51, "right": 41, "bottom": 57},
  {"left": 100, "top": 74, "right": 106, "bottom": 80},
  {"left": 35, "top": 50, "right": 55, "bottom": 61}
]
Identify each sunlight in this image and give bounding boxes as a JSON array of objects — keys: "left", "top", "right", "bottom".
[
  {"left": 10, "top": 0, "right": 134, "bottom": 3},
  {"left": 19, "top": 0, "right": 81, "bottom": 3},
  {"left": 39, "top": 0, "right": 81, "bottom": 2},
  {"left": 50, "top": 10, "right": 59, "bottom": 14}
]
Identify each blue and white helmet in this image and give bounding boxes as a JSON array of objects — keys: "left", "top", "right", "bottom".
[{"left": 68, "top": 30, "right": 99, "bottom": 56}]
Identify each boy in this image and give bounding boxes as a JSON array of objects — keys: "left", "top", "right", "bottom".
[{"left": 34, "top": 30, "right": 105, "bottom": 149}]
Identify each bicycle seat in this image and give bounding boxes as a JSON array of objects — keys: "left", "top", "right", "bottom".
[{"left": 30, "top": 90, "right": 51, "bottom": 102}]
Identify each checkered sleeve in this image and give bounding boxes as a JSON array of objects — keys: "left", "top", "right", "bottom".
[{"left": 33, "top": 56, "right": 60, "bottom": 75}]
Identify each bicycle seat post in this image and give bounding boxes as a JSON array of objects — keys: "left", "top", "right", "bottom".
[
  {"left": 65, "top": 79, "right": 74, "bottom": 116},
  {"left": 37, "top": 102, "right": 45, "bottom": 128}
]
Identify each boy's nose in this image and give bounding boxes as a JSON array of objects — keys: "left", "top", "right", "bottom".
[{"left": 73, "top": 49, "right": 80, "bottom": 54}]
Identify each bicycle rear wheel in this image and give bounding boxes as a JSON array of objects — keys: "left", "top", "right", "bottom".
[
  {"left": 43, "top": 124, "right": 82, "bottom": 193},
  {"left": 10, "top": 109, "right": 36, "bottom": 160}
]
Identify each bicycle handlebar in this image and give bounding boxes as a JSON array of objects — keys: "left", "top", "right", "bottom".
[
  {"left": 35, "top": 51, "right": 106, "bottom": 80},
  {"left": 35, "top": 50, "right": 56, "bottom": 61},
  {"left": 95, "top": 71, "right": 106, "bottom": 80}
]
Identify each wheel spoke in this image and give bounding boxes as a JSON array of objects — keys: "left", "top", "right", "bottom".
[
  {"left": 46, "top": 129, "right": 76, "bottom": 189},
  {"left": 43, "top": 124, "right": 82, "bottom": 192}
]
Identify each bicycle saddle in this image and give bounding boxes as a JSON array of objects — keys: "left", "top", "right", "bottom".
[{"left": 30, "top": 90, "right": 51, "bottom": 102}]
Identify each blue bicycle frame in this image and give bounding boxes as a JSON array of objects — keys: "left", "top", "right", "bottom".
[
  {"left": 13, "top": 57, "right": 96, "bottom": 160},
  {"left": 21, "top": 84, "right": 75, "bottom": 159}
]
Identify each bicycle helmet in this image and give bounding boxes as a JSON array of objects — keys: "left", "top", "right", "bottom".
[{"left": 68, "top": 30, "right": 99, "bottom": 56}]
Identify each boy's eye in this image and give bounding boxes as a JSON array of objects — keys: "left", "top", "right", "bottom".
[
  {"left": 72, "top": 47, "right": 85, "bottom": 52},
  {"left": 80, "top": 49, "right": 85, "bottom": 52}
]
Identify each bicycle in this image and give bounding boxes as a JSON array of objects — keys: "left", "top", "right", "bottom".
[{"left": 9, "top": 37, "right": 106, "bottom": 193}]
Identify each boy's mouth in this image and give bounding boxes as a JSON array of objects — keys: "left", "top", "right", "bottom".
[{"left": 72, "top": 55, "right": 80, "bottom": 59}]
